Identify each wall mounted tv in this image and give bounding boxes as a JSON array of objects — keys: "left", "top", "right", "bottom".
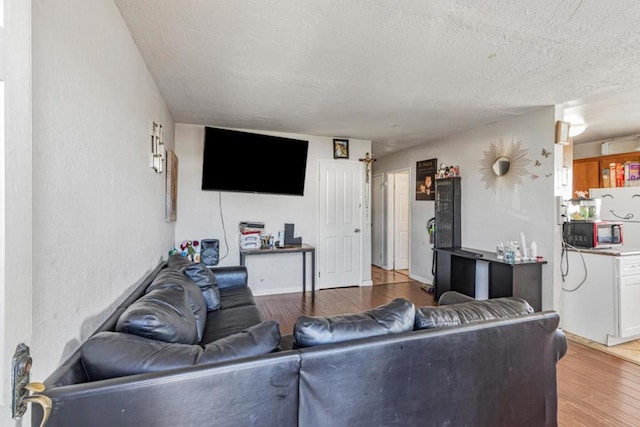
[{"left": 202, "top": 126, "right": 309, "bottom": 196}]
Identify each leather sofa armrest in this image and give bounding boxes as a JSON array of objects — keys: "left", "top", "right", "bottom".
[
  {"left": 208, "top": 266, "right": 248, "bottom": 289},
  {"left": 554, "top": 329, "right": 568, "bottom": 361},
  {"left": 438, "top": 291, "right": 476, "bottom": 306}
]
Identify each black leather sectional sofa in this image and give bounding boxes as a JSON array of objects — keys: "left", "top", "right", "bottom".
[{"left": 32, "top": 255, "right": 567, "bottom": 427}]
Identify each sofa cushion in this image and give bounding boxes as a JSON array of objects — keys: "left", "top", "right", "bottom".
[
  {"left": 414, "top": 297, "right": 534, "bottom": 330},
  {"left": 200, "top": 320, "right": 281, "bottom": 364},
  {"left": 81, "top": 331, "right": 203, "bottom": 381},
  {"left": 167, "top": 254, "right": 221, "bottom": 311},
  {"left": 293, "top": 298, "right": 416, "bottom": 348},
  {"left": 115, "top": 286, "right": 199, "bottom": 344},
  {"left": 166, "top": 253, "right": 191, "bottom": 269},
  {"left": 200, "top": 305, "right": 264, "bottom": 345},
  {"left": 218, "top": 285, "right": 256, "bottom": 310},
  {"left": 81, "top": 322, "right": 281, "bottom": 381},
  {"left": 147, "top": 268, "right": 208, "bottom": 341}
]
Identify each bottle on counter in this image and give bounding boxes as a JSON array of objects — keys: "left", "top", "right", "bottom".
[
  {"left": 616, "top": 163, "right": 625, "bottom": 187},
  {"left": 530, "top": 241, "right": 537, "bottom": 260}
]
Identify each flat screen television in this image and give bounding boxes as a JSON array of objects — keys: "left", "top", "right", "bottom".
[{"left": 201, "top": 127, "right": 309, "bottom": 196}]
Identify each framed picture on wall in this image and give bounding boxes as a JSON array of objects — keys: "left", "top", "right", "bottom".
[
  {"left": 416, "top": 158, "right": 437, "bottom": 201},
  {"left": 333, "top": 139, "right": 349, "bottom": 159},
  {"left": 165, "top": 149, "right": 178, "bottom": 222}
]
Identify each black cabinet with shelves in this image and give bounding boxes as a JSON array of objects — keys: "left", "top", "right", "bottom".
[{"left": 434, "top": 177, "right": 461, "bottom": 249}]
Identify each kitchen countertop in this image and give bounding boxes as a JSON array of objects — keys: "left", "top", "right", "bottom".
[{"left": 567, "top": 246, "right": 640, "bottom": 256}]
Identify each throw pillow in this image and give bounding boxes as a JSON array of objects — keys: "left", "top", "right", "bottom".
[
  {"left": 293, "top": 298, "right": 415, "bottom": 348},
  {"left": 414, "top": 297, "right": 534, "bottom": 330},
  {"left": 183, "top": 263, "right": 221, "bottom": 311},
  {"left": 167, "top": 253, "right": 221, "bottom": 312}
]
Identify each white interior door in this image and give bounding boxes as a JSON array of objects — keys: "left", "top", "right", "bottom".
[
  {"left": 318, "top": 160, "right": 362, "bottom": 289},
  {"left": 372, "top": 173, "right": 385, "bottom": 268},
  {"left": 393, "top": 170, "right": 410, "bottom": 270}
]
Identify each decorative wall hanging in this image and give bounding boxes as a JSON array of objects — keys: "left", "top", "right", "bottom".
[
  {"left": 150, "top": 121, "right": 165, "bottom": 173},
  {"left": 333, "top": 139, "right": 349, "bottom": 159},
  {"left": 416, "top": 158, "right": 437, "bottom": 201},
  {"left": 359, "top": 152, "right": 377, "bottom": 183},
  {"left": 479, "top": 137, "right": 531, "bottom": 192},
  {"left": 532, "top": 148, "right": 554, "bottom": 181},
  {"left": 359, "top": 152, "right": 377, "bottom": 223},
  {"left": 165, "top": 149, "right": 178, "bottom": 222}
]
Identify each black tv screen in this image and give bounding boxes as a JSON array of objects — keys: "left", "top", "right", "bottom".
[{"left": 202, "top": 127, "right": 309, "bottom": 196}]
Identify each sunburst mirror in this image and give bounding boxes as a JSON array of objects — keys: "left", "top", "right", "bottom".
[{"left": 479, "top": 137, "right": 531, "bottom": 192}]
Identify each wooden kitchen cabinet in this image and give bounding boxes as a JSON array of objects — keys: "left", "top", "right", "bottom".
[{"left": 573, "top": 151, "right": 640, "bottom": 197}]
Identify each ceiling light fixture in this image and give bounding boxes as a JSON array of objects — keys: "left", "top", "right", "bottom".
[
  {"left": 568, "top": 122, "right": 587, "bottom": 137},
  {"left": 563, "top": 114, "right": 588, "bottom": 138}
]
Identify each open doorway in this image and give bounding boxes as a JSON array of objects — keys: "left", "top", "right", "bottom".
[{"left": 371, "top": 169, "right": 410, "bottom": 279}]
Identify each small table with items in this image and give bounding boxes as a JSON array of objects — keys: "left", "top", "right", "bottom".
[
  {"left": 434, "top": 247, "right": 545, "bottom": 311},
  {"left": 239, "top": 244, "right": 316, "bottom": 296}
]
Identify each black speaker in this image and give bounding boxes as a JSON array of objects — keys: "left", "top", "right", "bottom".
[{"left": 200, "top": 239, "right": 219, "bottom": 266}]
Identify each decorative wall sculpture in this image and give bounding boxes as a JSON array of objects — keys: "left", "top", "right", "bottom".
[{"left": 479, "top": 137, "right": 531, "bottom": 192}]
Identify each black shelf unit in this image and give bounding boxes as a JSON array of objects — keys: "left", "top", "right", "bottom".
[
  {"left": 434, "top": 177, "right": 461, "bottom": 249},
  {"left": 433, "top": 248, "right": 544, "bottom": 311}
]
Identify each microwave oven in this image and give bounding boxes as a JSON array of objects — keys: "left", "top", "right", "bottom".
[{"left": 562, "top": 221, "right": 623, "bottom": 248}]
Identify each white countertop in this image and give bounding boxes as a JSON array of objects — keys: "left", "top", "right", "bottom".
[{"left": 568, "top": 247, "right": 640, "bottom": 256}]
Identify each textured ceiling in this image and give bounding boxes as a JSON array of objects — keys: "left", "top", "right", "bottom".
[{"left": 114, "top": 0, "right": 640, "bottom": 157}]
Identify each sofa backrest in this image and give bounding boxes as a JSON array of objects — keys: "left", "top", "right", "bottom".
[
  {"left": 293, "top": 297, "right": 415, "bottom": 348},
  {"left": 35, "top": 351, "right": 301, "bottom": 427},
  {"left": 296, "top": 311, "right": 566, "bottom": 427}
]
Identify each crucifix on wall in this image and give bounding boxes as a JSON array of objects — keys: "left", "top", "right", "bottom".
[{"left": 359, "top": 152, "right": 377, "bottom": 183}]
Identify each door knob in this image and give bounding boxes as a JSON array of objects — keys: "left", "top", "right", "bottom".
[{"left": 354, "top": 228, "right": 361, "bottom": 233}]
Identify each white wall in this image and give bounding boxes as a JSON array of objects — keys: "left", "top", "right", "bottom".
[
  {"left": 374, "top": 107, "right": 560, "bottom": 310},
  {"left": 31, "top": 0, "right": 175, "bottom": 378},
  {"left": 574, "top": 137, "right": 640, "bottom": 159},
  {"left": 0, "top": 0, "right": 33, "bottom": 422},
  {"left": 175, "top": 124, "right": 371, "bottom": 295}
]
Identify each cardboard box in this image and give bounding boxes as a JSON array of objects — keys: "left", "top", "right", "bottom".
[{"left": 625, "top": 162, "right": 640, "bottom": 186}]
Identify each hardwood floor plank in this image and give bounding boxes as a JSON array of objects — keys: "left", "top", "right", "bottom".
[{"left": 557, "top": 342, "right": 640, "bottom": 426}]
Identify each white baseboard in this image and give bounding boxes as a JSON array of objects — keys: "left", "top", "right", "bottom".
[{"left": 409, "top": 273, "right": 431, "bottom": 285}]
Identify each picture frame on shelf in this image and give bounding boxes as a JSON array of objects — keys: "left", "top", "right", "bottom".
[{"left": 333, "top": 139, "right": 349, "bottom": 159}]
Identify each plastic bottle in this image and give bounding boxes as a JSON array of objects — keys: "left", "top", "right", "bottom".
[{"left": 530, "top": 241, "right": 537, "bottom": 260}]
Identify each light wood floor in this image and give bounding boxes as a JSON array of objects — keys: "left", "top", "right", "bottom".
[
  {"left": 370, "top": 265, "right": 411, "bottom": 285},
  {"left": 254, "top": 265, "right": 640, "bottom": 426}
]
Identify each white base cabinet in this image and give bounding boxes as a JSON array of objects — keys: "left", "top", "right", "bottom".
[{"left": 561, "top": 251, "right": 640, "bottom": 346}]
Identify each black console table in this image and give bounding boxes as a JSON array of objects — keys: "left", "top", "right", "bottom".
[
  {"left": 434, "top": 247, "right": 545, "bottom": 311},
  {"left": 239, "top": 244, "right": 316, "bottom": 296}
]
